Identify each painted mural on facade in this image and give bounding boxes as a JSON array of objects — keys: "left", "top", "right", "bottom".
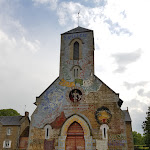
[
  {"left": 32, "top": 76, "right": 101, "bottom": 128},
  {"left": 108, "top": 134, "right": 127, "bottom": 147},
  {"left": 95, "top": 107, "right": 112, "bottom": 124},
  {"left": 32, "top": 31, "right": 102, "bottom": 128},
  {"left": 28, "top": 27, "right": 134, "bottom": 150}
]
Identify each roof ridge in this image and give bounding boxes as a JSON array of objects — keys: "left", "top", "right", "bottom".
[{"left": 61, "top": 26, "right": 93, "bottom": 35}]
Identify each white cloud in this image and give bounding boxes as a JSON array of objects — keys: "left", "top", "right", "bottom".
[
  {"left": 57, "top": 2, "right": 83, "bottom": 26},
  {"left": 112, "top": 49, "right": 142, "bottom": 73},
  {"left": 0, "top": 1, "right": 42, "bottom": 115},
  {"left": 123, "top": 81, "right": 148, "bottom": 90},
  {"left": 32, "top": 0, "right": 58, "bottom": 10},
  {"left": 0, "top": 30, "right": 40, "bottom": 54},
  {"left": 138, "top": 89, "right": 150, "bottom": 99}
]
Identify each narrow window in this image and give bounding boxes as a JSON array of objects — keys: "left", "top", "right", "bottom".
[
  {"left": 44, "top": 125, "right": 52, "bottom": 139},
  {"left": 72, "top": 66, "right": 81, "bottom": 78},
  {"left": 100, "top": 124, "right": 109, "bottom": 140},
  {"left": 73, "top": 68, "right": 79, "bottom": 78},
  {"left": 74, "top": 69, "right": 76, "bottom": 78},
  {"left": 76, "top": 69, "right": 78, "bottom": 78},
  {"left": 104, "top": 128, "right": 106, "bottom": 138},
  {"left": 7, "top": 128, "right": 11, "bottom": 135},
  {"left": 46, "top": 128, "right": 49, "bottom": 137},
  {"left": 73, "top": 42, "right": 79, "bottom": 60}
]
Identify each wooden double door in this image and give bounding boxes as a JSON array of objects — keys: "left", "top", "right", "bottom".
[{"left": 66, "top": 121, "right": 85, "bottom": 150}]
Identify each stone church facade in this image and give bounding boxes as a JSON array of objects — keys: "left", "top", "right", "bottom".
[{"left": 28, "top": 27, "right": 134, "bottom": 150}]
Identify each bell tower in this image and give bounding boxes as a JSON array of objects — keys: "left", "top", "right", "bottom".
[{"left": 59, "top": 26, "right": 95, "bottom": 82}]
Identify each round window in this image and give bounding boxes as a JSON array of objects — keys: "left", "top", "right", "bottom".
[{"left": 69, "top": 89, "right": 82, "bottom": 102}]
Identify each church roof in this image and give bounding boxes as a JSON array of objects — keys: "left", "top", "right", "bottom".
[
  {"left": 62, "top": 26, "right": 93, "bottom": 35},
  {"left": 0, "top": 116, "right": 23, "bottom": 125},
  {"left": 123, "top": 110, "right": 132, "bottom": 122}
]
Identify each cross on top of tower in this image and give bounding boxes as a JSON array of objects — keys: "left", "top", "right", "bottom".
[{"left": 77, "top": 11, "right": 80, "bottom": 26}]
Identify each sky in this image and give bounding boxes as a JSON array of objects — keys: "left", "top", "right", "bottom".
[{"left": 0, "top": 0, "right": 150, "bottom": 134}]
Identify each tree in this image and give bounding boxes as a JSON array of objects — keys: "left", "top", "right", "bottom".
[
  {"left": 132, "top": 131, "right": 145, "bottom": 145},
  {"left": 142, "top": 106, "right": 150, "bottom": 148},
  {"left": 0, "top": 109, "right": 21, "bottom": 116}
]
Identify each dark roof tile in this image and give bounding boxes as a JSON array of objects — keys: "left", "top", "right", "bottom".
[
  {"left": 123, "top": 110, "right": 131, "bottom": 122},
  {"left": 62, "top": 26, "right": 92, "bottom": 35},
  {"left": 0, "top": 116, "right": 23, "bottom": 125}
]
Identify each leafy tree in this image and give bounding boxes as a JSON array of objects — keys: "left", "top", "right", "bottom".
[
  {"left": 0, "top": 109, "right": 21, "bottom": 116},
  {"left": 132, "top": 131, "right": 145, "bottom": 145},
  {"left": 142, "top": 106, "right": 150, "bottom": 148}
]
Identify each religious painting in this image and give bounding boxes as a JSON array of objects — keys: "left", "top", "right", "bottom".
[
  {"left": 69, "top": 89, "right": 82, "bottom": 102},
  {"left": 95, "top": 107, "right": 112, "bottom": 124}
]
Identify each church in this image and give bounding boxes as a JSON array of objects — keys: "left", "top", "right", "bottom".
[{"left": 28, "top": 26, "right": 134, "bottom": 150}]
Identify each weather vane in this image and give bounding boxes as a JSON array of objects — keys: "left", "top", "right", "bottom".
[{"left": 77, "top": 11, "right": 80, "bottom": 26}]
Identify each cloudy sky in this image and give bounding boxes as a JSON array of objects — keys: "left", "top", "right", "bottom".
[{"left": 0, "top": 0, "right": 150, "bottom": 134}]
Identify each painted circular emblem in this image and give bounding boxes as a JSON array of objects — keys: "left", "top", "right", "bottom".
[
  {"left": 69, "top": 89, "right": 82, "bottom": 102},
  {"left": 95, "top": 107, "right": 112, "bottom": 124}
]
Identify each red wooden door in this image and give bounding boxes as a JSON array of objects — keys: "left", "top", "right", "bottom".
[{"left": 66, "top": 122, "right": 85, "bottom": 150}]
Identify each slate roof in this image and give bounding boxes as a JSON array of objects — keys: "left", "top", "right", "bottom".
[
  {"left": 61, "top": 26, "right": 93, "bottom": 35},
  {"left": 0, "top": 116, "right": 23, "bottom": 125},
  {"left": 123, "top": 110, "right": 131, "bottom": 122}
]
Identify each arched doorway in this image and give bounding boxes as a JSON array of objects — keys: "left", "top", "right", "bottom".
[
  {"left": 66, "top": 121, "right": 85, "bottom": 150},
  {"left": 57, "top": 115, "right": 94, "bottom": 150}
]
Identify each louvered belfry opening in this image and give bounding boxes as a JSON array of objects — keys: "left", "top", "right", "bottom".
[
  {"left": 73, "top": 42, "right": 79, "bottom": 60},
  {"left": 66, "top": 121, "right": 85, "bottom": 150}
]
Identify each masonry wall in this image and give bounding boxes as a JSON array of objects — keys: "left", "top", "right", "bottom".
[
  {"left": 0, "top": 125, "right": 20, "bottom": 149},
  {"left": 126, "top": 122, "right": 134, "bottom": 150},
  {"left": 20, "top": 117, "right": 30, "bottom": 135},
  {"left": 28, "top": 81, "right": 132, "bottom": 150}
]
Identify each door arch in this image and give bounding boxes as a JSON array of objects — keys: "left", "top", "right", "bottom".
[
  {"left": 58, "top": 115, "right": 93, "bottom": 150},
  {"left": 60, "top": 115, "right": 90, "bottom": 136},
  {"left": 66, "top": 121, "right": 85, "bottom": 150}
]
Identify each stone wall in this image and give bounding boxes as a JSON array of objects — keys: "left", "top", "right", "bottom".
[
  {"left": 20, "top": 117, "right": 30, "bottom": 135},
  {"left": 0, "top": 125, "right": 20, "bottom": 149},
  {"left": 126, "top": 122, "right": 134, "bottom": 150},
  {"left": 28, "top": 81, "right": 133, "bottom": 149}
]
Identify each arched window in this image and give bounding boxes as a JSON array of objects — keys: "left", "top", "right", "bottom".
[
  {"left": 73, "top": 42, "right": 79, "bottom": 60},
  {"left": 7, "top": 128, "right": 11, "bottom": 135},
  {"left": 100, "top": 124, "right": 109, "bottom": 140},
  {"left": 69, "top": 39, "right": 82, "bottom": 60},
  {"left": 104, "top": 127, "right": 106, "bottom": 138},
  {"left": 44, "top": 125, "right": 52, "bottom": 139},
  {"left": 71, "top": 65, "right": 81, "bottom": 79},
  {"left": 74, "top": 68, "right": 79, "bottom": 78}
]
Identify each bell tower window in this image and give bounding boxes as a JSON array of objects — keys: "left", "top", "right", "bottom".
[
  {"left": 69, "top": 38, "right": 83, "bottom": 60},
  {"left": 71, "top": 65, "right": 81, "bottom": 79},
  {"left": 74, "top": 68, "right": 79, "bottom": 78},
  {"left": 73, "top": 42, "right": 79, "bottom": 60}
]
